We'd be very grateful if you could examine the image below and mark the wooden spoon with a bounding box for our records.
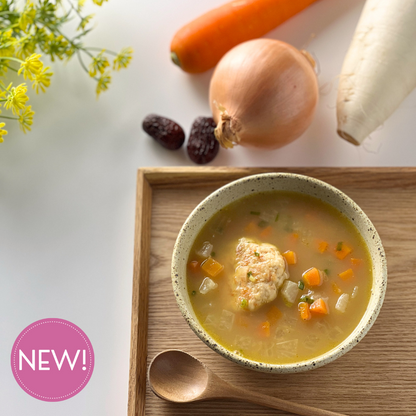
[148,349,348,416]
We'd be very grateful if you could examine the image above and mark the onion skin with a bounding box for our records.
[209,39,319,150]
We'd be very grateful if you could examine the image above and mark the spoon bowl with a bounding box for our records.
[148,349,208,402]
[148,349,349,416]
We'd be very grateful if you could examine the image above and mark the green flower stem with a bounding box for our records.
[0,56,24,64]
[0,115,19,120]
[85,46,118,56]
[0,11,19,16]
[76,50,96,78]
[5,64,18,72]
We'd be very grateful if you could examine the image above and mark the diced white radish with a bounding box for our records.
[196,241,213,258]
[337,0,416,145]
[280,280,299,306]
[351,286,359,299]
[335,293,350,313]
[219,310,235,331]
[199,277,218,294]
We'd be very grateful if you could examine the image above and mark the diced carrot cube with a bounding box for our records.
[351,258,363,266]
[317,240,329,253]
[302,267,323,286]
[266,305,282,325]
[201,257,224,277]
[259,225,272,239]
[188,260,200,272]
[298,302,311,321]
[310,298,329,315]
[331,281,342,295]
[335,242,353,260]
[259,321,270,337]
[282,250,297,265]
[338,268,354,281]
[244,221,260,234]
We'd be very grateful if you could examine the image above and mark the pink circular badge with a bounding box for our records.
[11,318,94,401]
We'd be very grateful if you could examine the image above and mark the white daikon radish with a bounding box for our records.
[337,0,416,145]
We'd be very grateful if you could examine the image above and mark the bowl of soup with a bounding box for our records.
[171,173,387,373]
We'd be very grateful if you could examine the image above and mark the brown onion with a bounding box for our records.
[209,38,319,150]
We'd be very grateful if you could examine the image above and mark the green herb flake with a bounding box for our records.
[298,281,305,290]
[254,252,260,257]
[324,269,330,275]
[336,242,343,251]
[247,271,252,277]
[191,290,197,296]
[241,299,248,308]
[275,213,279,222]
[258,220,268,228]
[250,211,261,216]
[211,251,216,257]
[299,295,314,304]
[249,276,256,283]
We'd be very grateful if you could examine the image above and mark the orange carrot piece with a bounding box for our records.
[335,242,353,260]
[266,305,282,325]
[351,258,363,266]
[201,257,224,277]
[170,0,319,73]
[244,221,260,234]
[331,281,342,295]
[259,321,271,337]
[282,250,297,265]
[188,260,200,272]
[339,268,354,281]
[302,267,323,286]
[298,302,311,321]
[317,240,329,253]
[310,298,329,315]
[260,225,273,239]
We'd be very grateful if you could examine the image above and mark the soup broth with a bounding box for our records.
[187,191,373,364]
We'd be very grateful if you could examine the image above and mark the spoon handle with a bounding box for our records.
[227,384,348,416]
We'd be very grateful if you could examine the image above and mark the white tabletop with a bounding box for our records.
[1,0,415,414]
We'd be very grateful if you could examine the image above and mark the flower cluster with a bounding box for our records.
[0,0,133,143]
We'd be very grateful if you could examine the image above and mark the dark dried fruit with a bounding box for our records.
[187,117,219,164]
[142,114,185,150]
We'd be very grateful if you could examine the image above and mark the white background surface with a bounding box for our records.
[1,0,415,415]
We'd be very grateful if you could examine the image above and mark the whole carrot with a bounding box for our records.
[170,0,319,73]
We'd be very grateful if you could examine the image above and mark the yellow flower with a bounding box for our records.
[18,54,44,80]
[0,122,8,143]
[32,66,53,93]
[4,84,29,115]
[113,47,133,71]
[78,14,94,31]
[18,105,35,133]
[78,0,87,6]
[96,71,111,97]
[19,3,37,32]
[89,50,109,77]
[0,30,15,57]
[92,0,108,5]
[14,37,36,59]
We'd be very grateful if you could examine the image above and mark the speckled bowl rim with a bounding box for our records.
[171,172,387,373]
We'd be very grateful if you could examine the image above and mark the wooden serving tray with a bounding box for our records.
[128,167,416,416]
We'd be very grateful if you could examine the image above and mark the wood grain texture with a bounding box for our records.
[128,167,416,416]
[128,170,152,416]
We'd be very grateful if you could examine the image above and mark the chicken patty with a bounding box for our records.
[234,238,289,311]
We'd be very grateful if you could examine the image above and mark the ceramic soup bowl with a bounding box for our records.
[171,173,387,373]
